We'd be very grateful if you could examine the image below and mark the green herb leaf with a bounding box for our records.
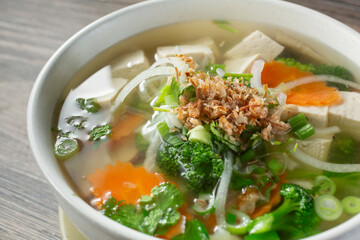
[171,219,209,240]
[65,116,87,129]
[76,98,101,113]
[89,124,112,141]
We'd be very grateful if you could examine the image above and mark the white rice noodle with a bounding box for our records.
[214,151,234,227]
[143,131,161,173]
[310,126,341,139]
[291,149,360,173]
[250,59,265,88]
[285,75,360,91]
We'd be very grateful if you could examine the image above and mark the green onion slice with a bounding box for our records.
[225,209,251,235]
[315,195,343,221]
[54,138,80,161]
[192,193,215,215]
[342,196,360,215]
[314,175,336,195]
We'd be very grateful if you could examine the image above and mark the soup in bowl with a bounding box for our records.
[28,0,360,239]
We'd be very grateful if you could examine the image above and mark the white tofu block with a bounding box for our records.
[111,50,150,79]
[297,105,329,127]
[224,30,284,61]
[156,45,215,68]
[296,138,333,161]
[275,32,327,64]
[184,37,220,59]
[224,54,262,74]
[328,91,360,129]
[96,77,128,108]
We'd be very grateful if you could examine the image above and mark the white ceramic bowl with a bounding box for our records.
[28,0,360,239]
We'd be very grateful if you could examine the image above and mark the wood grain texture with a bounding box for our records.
[0,0,358,239]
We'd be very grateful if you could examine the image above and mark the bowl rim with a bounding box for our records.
[27,0,360,239]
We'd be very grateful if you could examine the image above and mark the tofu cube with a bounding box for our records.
[96,77,128,108]
[184,37,220,59]
[297,105,329,128]
[224,30,284,61]
[156,45,215,68]
[296,138,333,161]
[224,54,262,74]
[111,50,150,79]
[328,91,360,129]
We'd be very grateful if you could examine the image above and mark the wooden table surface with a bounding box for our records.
[0,0,359,239]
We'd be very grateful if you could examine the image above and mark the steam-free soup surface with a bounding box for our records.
[53,20,360,240]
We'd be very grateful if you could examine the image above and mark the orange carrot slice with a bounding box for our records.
[261,60,341,106]
[87,161,165,208]
[287,82,342,106]
[261,60,312,88]
[111,113,145,141]
[250,173,287,219]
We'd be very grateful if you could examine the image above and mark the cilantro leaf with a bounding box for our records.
[76,98,101,113]
[89,124,112,141]
[102,183,184,236]
[171,219,209,240]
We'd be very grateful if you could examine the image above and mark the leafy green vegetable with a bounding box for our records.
[188,125,212,145]
[206,64,225,74]
[171,219,209,240]
[157,140,224,193]
[245,231,280,240]
[210,122,241,152]
[155,77,181,108]
[102,183,184,236]
[89,124,112,141]
[76,98,101,113]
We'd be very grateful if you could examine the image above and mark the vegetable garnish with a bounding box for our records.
[89,124,112,141]
[102,183,184,236]
[213,20,238,33]
[315,195,343,221]
[76,97,101,113]
[54,137,80,161]
[261,60,341,106]
[87,161,166,207]
[171,219,209,240]
[341,196,360,215]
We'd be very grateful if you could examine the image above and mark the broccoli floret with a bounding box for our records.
[156,141,224,193]
[248,183,320,240]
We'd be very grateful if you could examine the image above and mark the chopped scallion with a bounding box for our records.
[315,195,343,221]
[314,175,336,195]
[295,123,315,140]
[341,196,360,215]
[267,159,284,176]
[54,138,80,161]
[188,125,211,145]
[287,113,308,131]
[225,209,251,235]
[192,193,215,215]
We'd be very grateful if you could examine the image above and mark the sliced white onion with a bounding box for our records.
[277,92,287,106]
[250,59,265,88]
[215,151,234,226]
[150,57,190,85]
[111,66,176,112]
[165,112,182,129]
[309,126,341,139]
[286,75,360,90]
[290,149,360,173]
